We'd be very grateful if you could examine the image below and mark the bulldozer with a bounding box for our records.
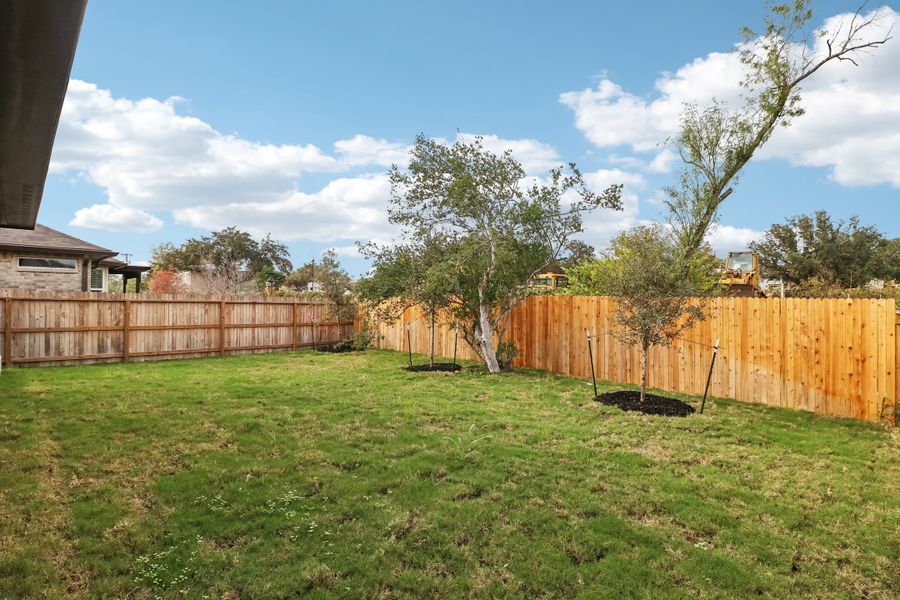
[529,272,569,292]
[720,251,764,297]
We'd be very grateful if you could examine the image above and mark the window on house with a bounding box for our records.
[17,257,78,271]
[90,268,105,292]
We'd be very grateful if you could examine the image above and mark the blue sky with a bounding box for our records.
[43,0,899,274]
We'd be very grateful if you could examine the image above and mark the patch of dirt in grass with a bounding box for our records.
[387,509,421,541]
[315,342,357,353]
[453,485,485,501]
[404,362,462,373]
[597,390,695,417]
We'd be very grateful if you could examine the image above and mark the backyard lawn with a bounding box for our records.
[0,350,897,599]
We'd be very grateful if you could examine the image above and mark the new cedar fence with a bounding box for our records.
[376,296,898,424]
[0,290,354,367]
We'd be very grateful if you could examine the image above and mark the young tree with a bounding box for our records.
[314,249,356,323]
[148,267,186,294]
[384,135,622,373]
[283,261,318,291]
[255,265,287,292]
[358,234,458,367]
[575,225,710,401]
[750,211,889,288]
[666,1,890,258]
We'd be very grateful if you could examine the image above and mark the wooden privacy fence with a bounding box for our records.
[375,296,898,424]
[0,290,354,367]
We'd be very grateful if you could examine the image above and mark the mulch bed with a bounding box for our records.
[596,390,695,417]
[315,342,356,353]
[404,363,463,373]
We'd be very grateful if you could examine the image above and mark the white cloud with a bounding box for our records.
[52,81,340,215]
[51,81,577,244]
[456,133,561,174]
[334,134,410,167]
[704,224,764,256]
[579,168,649,247]
[329,245,363,257]
[560,7,900,187]
[172,174,392,242]
[70,204,163,232]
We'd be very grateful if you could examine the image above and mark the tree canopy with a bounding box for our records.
[665,1,889,259]
[749,211,898,289]
[364,134,622,373]
[572,225,710,401]
[151,227,292,293]
[357,233,459,366]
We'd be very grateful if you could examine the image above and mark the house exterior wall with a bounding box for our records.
[0,250,108,292]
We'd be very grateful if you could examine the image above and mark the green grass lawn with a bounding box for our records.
[0,350,897,599]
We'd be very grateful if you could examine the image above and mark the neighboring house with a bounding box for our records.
[176,268,255,294]
[0,224,149,292]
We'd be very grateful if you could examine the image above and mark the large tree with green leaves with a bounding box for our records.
[382,135,622,373]
[749,211,893,288]
[666,1,890,258]
[151,227,292,293]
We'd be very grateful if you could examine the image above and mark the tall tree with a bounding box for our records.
[150,228,292,293]
[876,238,900,282]
[666,1,890,258]
[750,211,890,288]
[384,135,622,373]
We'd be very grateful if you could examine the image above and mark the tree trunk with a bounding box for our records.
[430,308,436,368]
[478,304,501,373]
[640,345,648,402]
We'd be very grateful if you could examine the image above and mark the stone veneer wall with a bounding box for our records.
[0,250,86,291]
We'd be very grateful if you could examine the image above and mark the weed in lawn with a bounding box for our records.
[442,423,493,458]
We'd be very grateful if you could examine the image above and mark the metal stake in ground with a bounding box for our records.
[452,324,458,366]
[586,329,598,400]
[700,338,719,414]
[406,323,413,368]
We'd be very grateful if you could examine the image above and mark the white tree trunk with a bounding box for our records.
[478,304,501,373]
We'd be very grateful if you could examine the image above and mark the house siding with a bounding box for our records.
[0,250,107,292]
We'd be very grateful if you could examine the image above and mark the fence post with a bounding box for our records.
[3,298,11,367]
[291,301,298,351]
[122,299,131,362]
[219,300,227,355]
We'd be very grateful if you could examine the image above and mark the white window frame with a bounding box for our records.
[17,256,79,272]
[89,266,107,292]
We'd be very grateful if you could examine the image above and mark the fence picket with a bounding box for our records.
[374,296,897,423]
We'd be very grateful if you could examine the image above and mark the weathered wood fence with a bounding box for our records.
[0,290,354,367]
[375,296,898,424]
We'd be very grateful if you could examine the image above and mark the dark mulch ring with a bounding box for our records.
[315,342,357,353]
[595,390,696,417]
[404,362,463,373]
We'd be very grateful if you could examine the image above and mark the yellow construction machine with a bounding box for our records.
[529,272,569,292]
[720,251,764,297]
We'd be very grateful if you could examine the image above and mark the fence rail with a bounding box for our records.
[0,290,353,367]
[375,296,898,424]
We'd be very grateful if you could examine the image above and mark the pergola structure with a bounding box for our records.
[104,259,151,293]
[0,0,88,229]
